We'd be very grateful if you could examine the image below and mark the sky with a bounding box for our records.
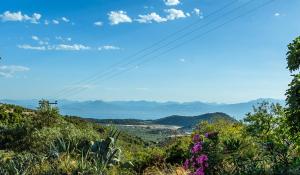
[0,0,299,103]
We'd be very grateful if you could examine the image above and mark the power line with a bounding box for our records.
[50,0,239,99]
[57,0,264,98]
[54,0,251,98]
[60,0,276,99]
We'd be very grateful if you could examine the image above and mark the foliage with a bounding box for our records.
[287,36,300,72]
[165,137,190,164]
[244,102,300,174]
[183,134,209,175]
[0,103,138,174]
[184,102,300,175]
[286,36,300,133]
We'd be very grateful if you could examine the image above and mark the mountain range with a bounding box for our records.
[0,98,285,120]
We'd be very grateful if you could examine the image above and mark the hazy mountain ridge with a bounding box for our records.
[86,112,235,133]
[0,98,284,120]
[152,112,235,127]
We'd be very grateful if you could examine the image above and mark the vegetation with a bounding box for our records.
[1,37,300,174]
[286,36,300,133]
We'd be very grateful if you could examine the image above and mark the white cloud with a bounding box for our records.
[0,65,30,78]
[164,0,180,6]
[52,19,59,24]
[30,13,42,23]
[32,35,39,41]
[61,17,70,22]
[165,9,186,20]
[108,11,132,25]
[17,44,46,50]
[98,45,120,51]
[179,58,185,62]
[274,13,280,17]
[0,11,41,23]
[136,12,167,23]
[55,36,72,42]
[38,41,48,45]
[44,20,49,25]
[18,43,89,51]
[30,36,49,45]
[193,8,201,16]
[94,21,103,27]
[54,44,90,51]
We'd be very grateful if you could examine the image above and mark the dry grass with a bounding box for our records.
[143,165,188,175]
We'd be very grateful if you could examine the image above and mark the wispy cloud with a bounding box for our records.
[31,36,49,45]
[164,0,180,6]
[94,21,103,27]
[17,44,46,50]
[52,19,59,24]
[31,35,39,41]
[0,65,30,78]
[98,45,121,51]
[193,8,201,16]
[44,20,49,25]
[18,43,90,51]
[61,17,70,22]
[274,13,280,17]
[108,11,132,25]
[0,11,41,24]
[179,58,185,62]
[55,36,72,42]
[136,12,167,23]
[53,44,90,51]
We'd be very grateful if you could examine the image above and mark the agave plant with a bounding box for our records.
[0,153,34,175]
[49,137,74,159]
[90,129,121,167]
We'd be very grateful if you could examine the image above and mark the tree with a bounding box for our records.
[37,99,59,126]
[286,36,300,133]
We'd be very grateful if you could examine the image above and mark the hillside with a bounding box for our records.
[152,112,236,128]
[0,103,152,174]
[91,112,235,128]
[1,101,299,174]
[0,98,285,120]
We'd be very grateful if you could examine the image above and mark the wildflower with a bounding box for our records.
[183,159,189,170]
[204,131,218,139]
[194,167,205,175]
[191,142,202,153]
[196,154,208,164]
[193,134,200,142]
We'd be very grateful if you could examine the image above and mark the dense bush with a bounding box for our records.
[182,102,300,175]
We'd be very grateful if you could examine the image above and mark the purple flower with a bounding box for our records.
[204,131,219,139]
[191,142,202,153]
[183,159,189,170]
[193,134,200,142]
[196,154,208,164]
[204,133,209,138]
[194,167,205,175]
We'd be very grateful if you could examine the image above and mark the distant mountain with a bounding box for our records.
[0,98,285,120]
[89,112,235,131]
[152,112,235,128]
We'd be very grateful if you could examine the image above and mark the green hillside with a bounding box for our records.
[152,112,236,128]
[0,102,157,174]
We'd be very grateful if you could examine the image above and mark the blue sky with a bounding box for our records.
[0,0,299,103]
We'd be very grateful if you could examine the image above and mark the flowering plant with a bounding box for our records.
[183,134,209,175]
